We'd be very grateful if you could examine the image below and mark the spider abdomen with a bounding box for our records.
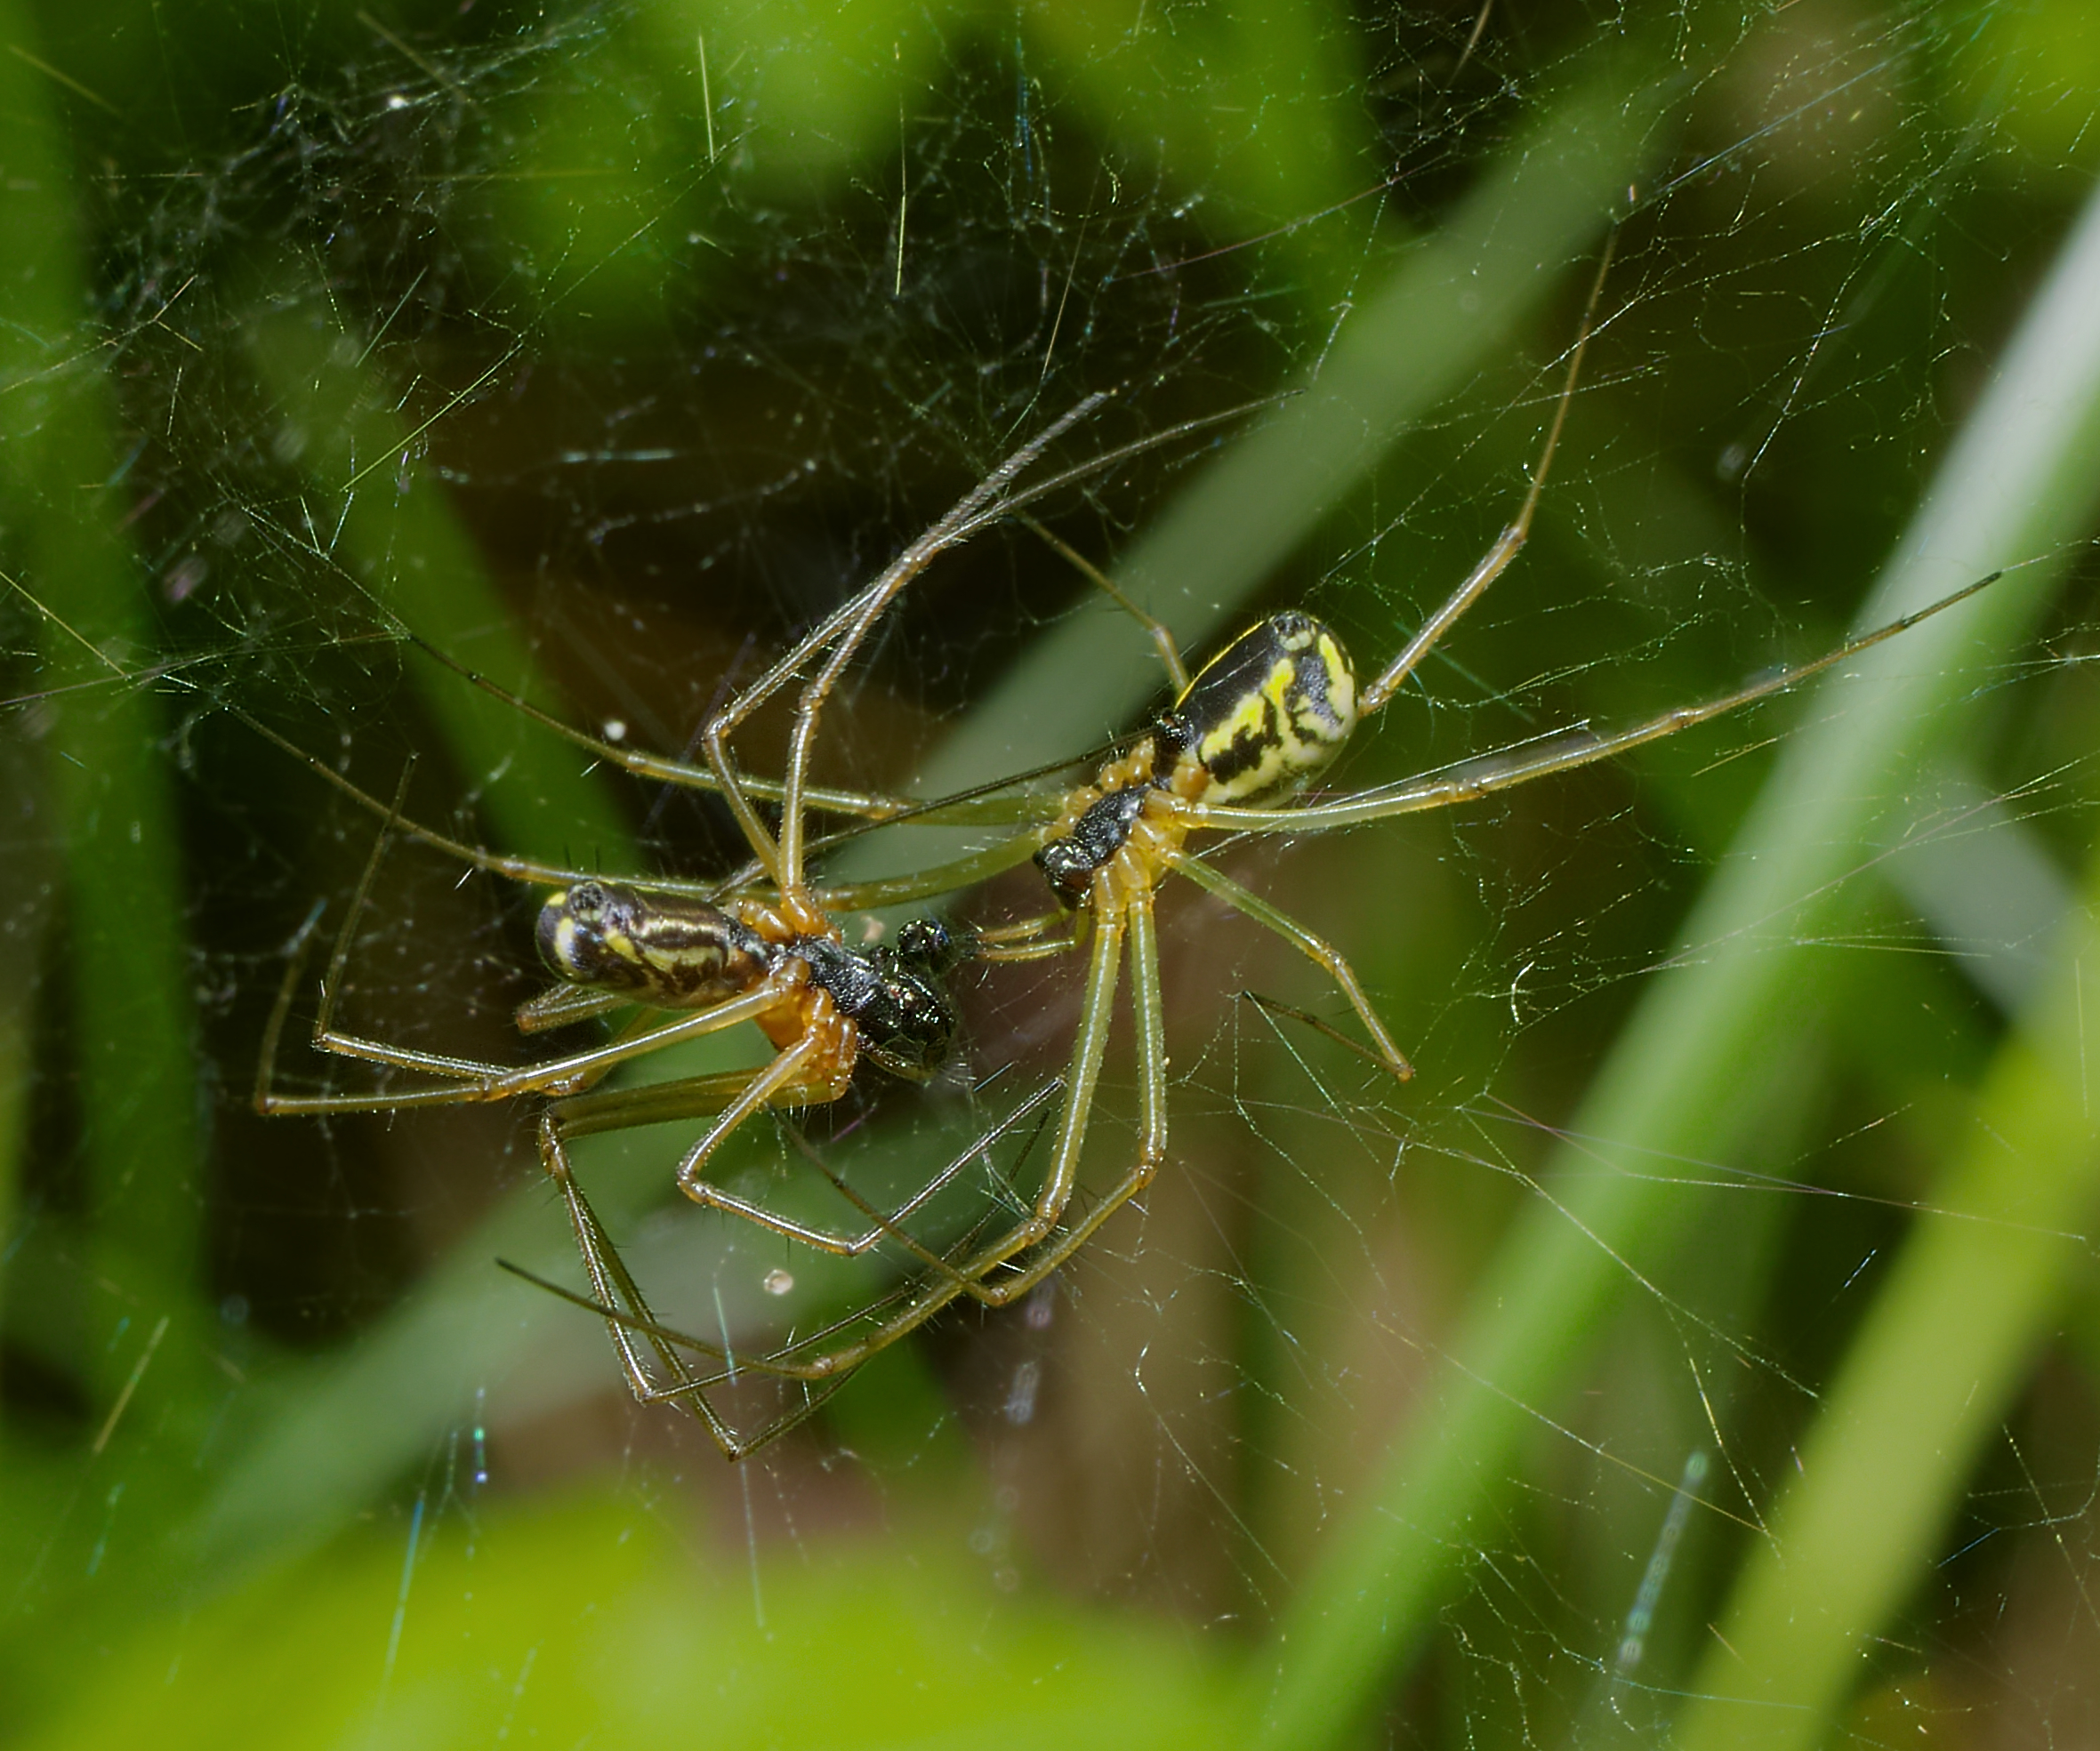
[1162,609,1357,807]
[537,881,773,1008]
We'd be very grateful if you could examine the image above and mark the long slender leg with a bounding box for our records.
[1129,893,1170,1171]
[254,767,560,1112]
[669,907,1162,1398]
[541,1120,865,1459]
[543,1064,798,1137]
[508,1246,895,1386]
[705,398,1271,905]
[249,405,1264,919]
[262,976,803,1116]
[1166,848,1413,1082]
[535,1034,1123,1446]
[809,834,1051,914]
[669,904,1156,1318]
[308,754,417,1053]
[973,908,1083,965]
[974,888,1171,1307]
[693,395,1115,899]
[514,982,630,1034]
[673,1027,841,1200]
[1360,236,1616,715]
[1017,514,1191,694]
[523,1088,1069,1455]
[236,706,726,899]
[1195,567,2009,838]
[508,1241,869,1462]
[961,893,1127,1272]
[538,1112,747,1457]
[395,628,920,822]
[712,898,1120,1317]
[747,398,1264,900]
[254,903,328,1113]
[769,396,1116,900]
[700,1078,1066,1260]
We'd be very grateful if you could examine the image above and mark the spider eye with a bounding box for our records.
[896,917,970,973]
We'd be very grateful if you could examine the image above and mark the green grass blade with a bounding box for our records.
[1673,840,2100,1747]
[1247,141,2100,1751]
[0,0,209,1418]
[239,298,634,863]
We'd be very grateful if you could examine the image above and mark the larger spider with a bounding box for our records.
[736,263,2000,1325]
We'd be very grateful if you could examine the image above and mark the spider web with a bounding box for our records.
[4,1,2100,1746]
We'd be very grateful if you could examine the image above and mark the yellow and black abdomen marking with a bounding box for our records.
[537,881,775,1008]
[1165,610,1357,807]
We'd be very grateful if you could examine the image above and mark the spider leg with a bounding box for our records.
[1238,992,1407,1077]
[730,397,1261,902]
[974,909,1083,965]
[966,894,1128,1273]
[1017,513,1192,694]
[1197,567,2007,837]
[693,395,1114,899]
[538,1118,870,1458]
[699,396,1265,906]
[809,833,1050,913]
[263,949,803,1114]
[503,1241,864,1387]
[538,1111,746,1456]
[254,903,334,1112]
[769,396,1117,901]
[672,1025,844,1201]
[1166,848,1413,1081]
[523,1095,1057,1457]
[543,1064,789,1137]
[236,706,723,899]
[253,762,564,1111]
[398,629,921,824]
[704,1079,1066,1263]
[555,1064,1085,1454]
[514,982,631,1034]
[974,885,1170,1307]
[1360,237,1615,715]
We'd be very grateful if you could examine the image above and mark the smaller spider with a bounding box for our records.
[254,773,1000,1452]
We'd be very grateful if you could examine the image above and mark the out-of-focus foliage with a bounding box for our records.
[19,1493,1236,1751]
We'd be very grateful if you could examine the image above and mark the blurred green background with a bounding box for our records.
[5,1,2100,1746]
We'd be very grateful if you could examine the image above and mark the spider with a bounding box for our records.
[252,391,1259,1457]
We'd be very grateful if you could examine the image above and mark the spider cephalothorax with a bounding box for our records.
[1034,610,1360,908]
